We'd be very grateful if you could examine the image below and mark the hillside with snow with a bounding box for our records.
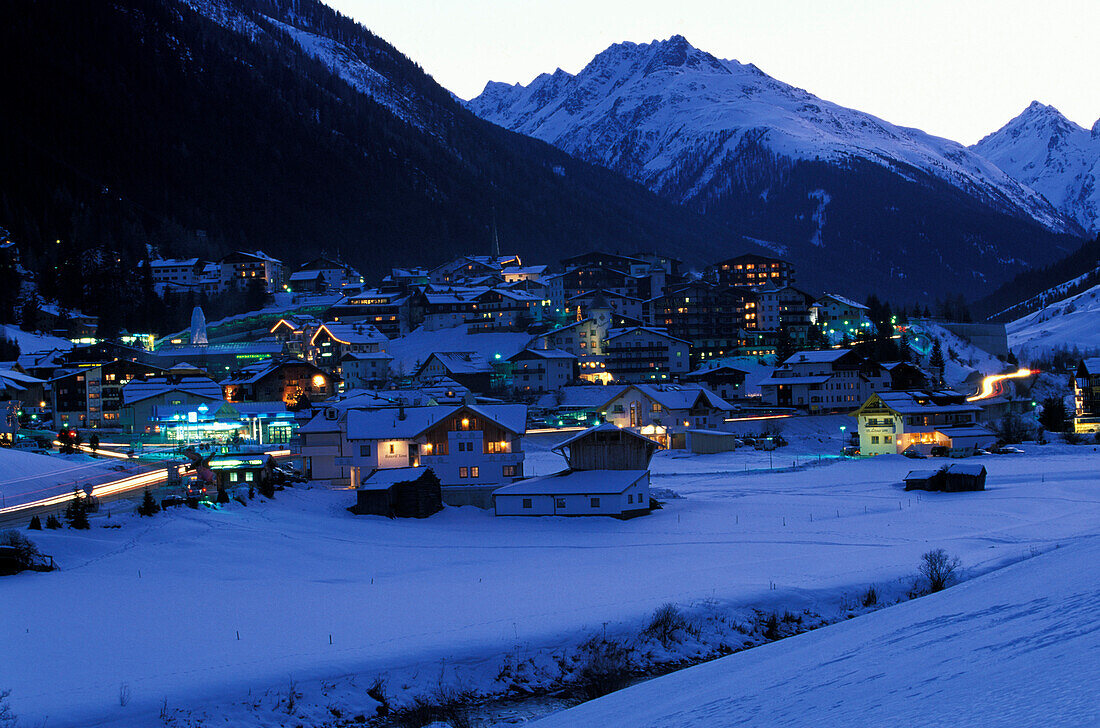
[973,101,1100,236]
[467,36,1083,301]
[533,534,1100,728]
[1008,281,1100,358]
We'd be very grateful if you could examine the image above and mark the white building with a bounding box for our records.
[759,349,889,412]
[850,390,996,456]
[604,326,690,383]
[507,348,576,393]
[339,352,393,389]
[600,384,736,433]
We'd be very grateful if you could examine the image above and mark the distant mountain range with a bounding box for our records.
[468,35,1089,300]
[2,7,1094,311]
[973,101,1100,236]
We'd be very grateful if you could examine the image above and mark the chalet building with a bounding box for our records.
[492,423,655,518]
[222,358,336,405]
[422,289,478,330]
[51,360,167,429]
[850,390,996,456]
[876,361,931,390]
[644,281,758,364]
[218,250,284,293]
[120,376,224,434]
[681,365,749,402]
[413,352,494,393]
[566,289,644,322]
[707,254,794,288]
[344,404,527,506]
[147,258,208,296]
[33,303,99,338]
[294,256,364,291]
[754,284,814,334]
[1074,358,1100,433]
[0,368,47,415]
[308,322,388,371]
[604,327,690,383]
[760,349,889,412]
[600,384,736,438]
[339,352,393,389]
[269,315,322,357]
[468,288,542,332]
[531,315,611,384]
[287,269,327,293]
[811,293,872,342]
[327,289,419,337]
[501,264,548,283]
[507,348,577,393]
[428,255,513,286]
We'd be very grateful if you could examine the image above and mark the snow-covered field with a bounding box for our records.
[534,531,1100,728]
[2,434,1098,726]
[0,323,73,354]
[1009,282,1100,359]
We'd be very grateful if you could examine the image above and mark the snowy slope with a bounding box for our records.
[0,324,73,354]
[1008,281,1100,357]
[468,36,1070,233]
[533,535,1100,728]
[973,101,1100,235]
[4,445,1100,725]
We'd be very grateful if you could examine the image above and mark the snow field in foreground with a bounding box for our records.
[0,443,1098,726]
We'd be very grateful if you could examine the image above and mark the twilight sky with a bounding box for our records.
[324,0,1097,145]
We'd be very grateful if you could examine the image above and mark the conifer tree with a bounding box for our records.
[137,488,160,517]
[65,487,90,529]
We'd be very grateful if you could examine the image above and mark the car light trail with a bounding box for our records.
[0,468,168,516]
[967,368,1036,402]
[724,414,793,422]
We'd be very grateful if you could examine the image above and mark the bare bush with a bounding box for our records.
[576,636,633,699]
[119,682,131,707]
[643,603,691,647]
[920,549,961,592]
[391,683,475,728]
[1,530,41,569]
[0,688,16,728]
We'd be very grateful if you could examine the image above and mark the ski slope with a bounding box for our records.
[534,533,1100,728]
[2,438,1099,726]
[1008,281,1100,358]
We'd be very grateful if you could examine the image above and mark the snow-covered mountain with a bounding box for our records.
[1009,280,1100,358]
[468,35,1071,235]
[973,101,1100,235]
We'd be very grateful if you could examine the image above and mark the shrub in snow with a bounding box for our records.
[763,612,780,640]
[643,603,692,647]
[920,549,961,592]
[45,515,62,529]
[576,636,633,699]
[28,515,42,530]
[2,529,41,570]
[0,688,17,728]
[862,585,878,607]
[137,488,160,517]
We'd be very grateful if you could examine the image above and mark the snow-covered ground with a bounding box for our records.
[1008,282,1100,359]
[2,436,1098,726]
[534,531,1100,728]
[0,323,73,354]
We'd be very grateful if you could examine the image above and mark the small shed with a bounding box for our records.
[903,469,945,491]
[944,463,987,492]
[685,429,740,454]
[354,467,442,518]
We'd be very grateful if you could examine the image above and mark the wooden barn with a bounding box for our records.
[552,422,657,471]
[353,467,442,518]
[685,429,740,454]
[903,469,946,491]
[944,463,987,492]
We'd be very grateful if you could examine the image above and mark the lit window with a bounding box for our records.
[470,467,479,478]
[459,467,469,478]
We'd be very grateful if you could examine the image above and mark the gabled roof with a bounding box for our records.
[346,403,527,440]
[852,391,981,417]
[780,349,852,365]
[606,326,690,345]
[311,322,388,347]
[415,352,492,377]
[815,293,868,310]
[608,384,735,412]
[359,467,429,491]
[1079,358,1100,376]
[508,348,577,361]
[121,377,224,405]
[552,422,656,452]
[494,469,648,497]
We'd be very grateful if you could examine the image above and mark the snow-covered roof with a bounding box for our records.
[945,463,987,475]
[346,403,527,440]
[606,326,690,345]
[358,467,429,491]
[781,349,852,365]
[419,352,492,375]
[609,384,736,412]
[1080,358,1100,375]
[494,469,648,497]
[313,322,388,346]
[509,348,576,361]
[816,293,869,310]
[758,375,833,386]
[289,270,325,281]
[868,391,981,415]
[121,377,224,405]
[683,365,750,379]
[904,469,940,481]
